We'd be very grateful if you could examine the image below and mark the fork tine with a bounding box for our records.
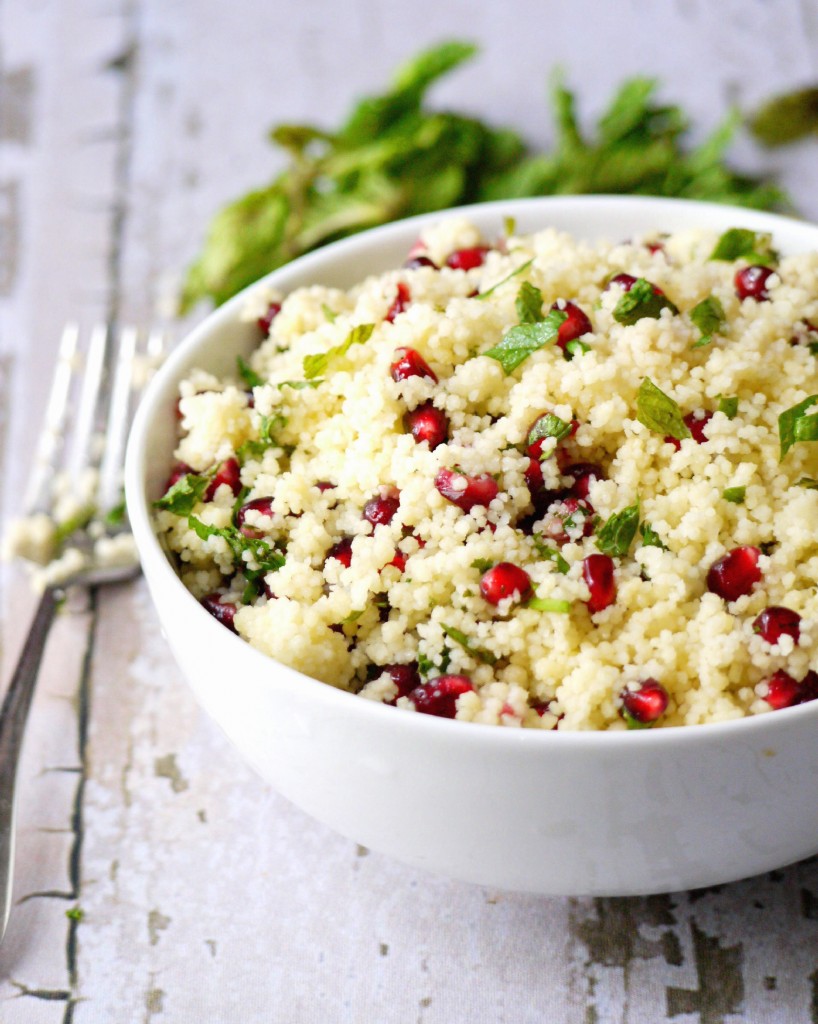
[66,323,108,486]
[24,324,79,515]
[98,326,138,514]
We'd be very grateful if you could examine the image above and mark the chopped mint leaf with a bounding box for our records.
[637,378,692,440]
[188,515,285,574]
[724,486,746,504]
[153,472,210,515]
[440,622,497,665]
[484,308,566,374]
[532,538,570,574]
[65,907,84,922]
[515,281,545,323]
[322,303,338,322]
[470,558,495,573]
[278,379,323,390]
[527,412,573,448]
[613,278,678,326]
[639,522,668,551]
[690,295,726,348]
[303,322,375,379]
[236,413,287,463]
[525,595,572,613]
[596,502,640,557]
[622,707,651,730]
[717,395,739,419]
[779,395,818,459]
[475,258,534,301]
[53,505,95,546]
[417,651,436,677]
[564,338,591,359]
[341,609,365,625]
[237,355,265,389]
[104,499,127,527]
[709,228,777,265]
[796,477,818,489]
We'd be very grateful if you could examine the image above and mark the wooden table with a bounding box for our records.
[2,2,818,1020]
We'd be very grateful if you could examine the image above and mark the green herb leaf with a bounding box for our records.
[475,258,534,301]
[690,295,726,348]
[639,522,668,551]
[597,502,640,557]
[484,309,566,374]
[779,395,818,459]
[237,355,265,389]
[277,379,323,390]
[303,322,375,379]
[564,338,591,359]
[503,215,517,237]
[417,651,436,677]
[65,907,84,922]
[717,395,739,419]
[527,412,573,448]
[525,596,572,613]
[613,278,678,326]
[188,514,285,574]
[515,280,545,323]
[236,413,287,463]
[470,558,494,573]
[709,228,777,265]
[637,378,692,440]
[749,87,818,147]
[723,486,746,504]
[153,473,211,515]
[104,499,127,527]
[532,538,570,574]
[53,505,96,546]
[322,303,338,323]
[796,477,818,489]
[622,708,651,730]
[440,622,497,666]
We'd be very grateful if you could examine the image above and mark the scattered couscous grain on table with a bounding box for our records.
[154,216,818,730]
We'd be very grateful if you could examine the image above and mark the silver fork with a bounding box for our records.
[0,323,167,944]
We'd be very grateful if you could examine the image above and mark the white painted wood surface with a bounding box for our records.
[2,1,818,1020]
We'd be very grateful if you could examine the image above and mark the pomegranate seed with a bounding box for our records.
[735,265,774,301]
[799,670,818,704]
[326,537,353,567]
[562,463,604,500]
[363,488,400,527]
[390,347,438,383]
[385,282,411,323]
[257,301,282,334]
[706,546,762,601]
[531,699,564,724]
[408,674,474,718]
[480,562,532,605]
[405,402,448,449]
[236,496,274,538]
[753,606,801,645]
[620,678,669,724]
[204,458,242,501]
[607,273,638,291]
[381,663,421,705]
[583,554,616,613]
[445,246,490,271]
[163,461,194,493]
[763,669,801,710]
[645,241,666,256]
[434,467,499,511]
[388,549,407,572]
[524,456,546,500]
[200,593,238,634]
[404,254,438,270]
[315,481,335,492]
[551,301,592,350]
[790,319,818,347]
[665,411,713,450]
[541,497,595,546]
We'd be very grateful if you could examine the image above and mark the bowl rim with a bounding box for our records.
[125,193,818,748]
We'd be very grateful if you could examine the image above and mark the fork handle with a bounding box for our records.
[0,585,61,942]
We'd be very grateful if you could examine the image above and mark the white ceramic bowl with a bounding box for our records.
[126,196,818,896]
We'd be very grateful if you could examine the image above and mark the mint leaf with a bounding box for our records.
[749,87,818,147]
[303,322,375,379]
[596,502,640,557]
[724,486,746,504]
[709,228,777,265]
[564,338,591,360]
[236,413,287,463]
[639,522,668,551]
[637,378,691,440]
[515,281,545,323]
[527,412,573,448]
[484,309,566,374]
[779,395,818,459]
[717,395,739,419]
[690,295,726,348]
[278,379,323,390]
[525,596,572,613]
[470,558,494,573]
[188,515,285,574]
[237,355,265,389]
[796,477,818,489]
[153,472,210,515]
[532,538,570,574]
[440,623,497,666]
[613,279,678,325]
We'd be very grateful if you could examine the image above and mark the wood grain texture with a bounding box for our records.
[1,0,818,1021]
